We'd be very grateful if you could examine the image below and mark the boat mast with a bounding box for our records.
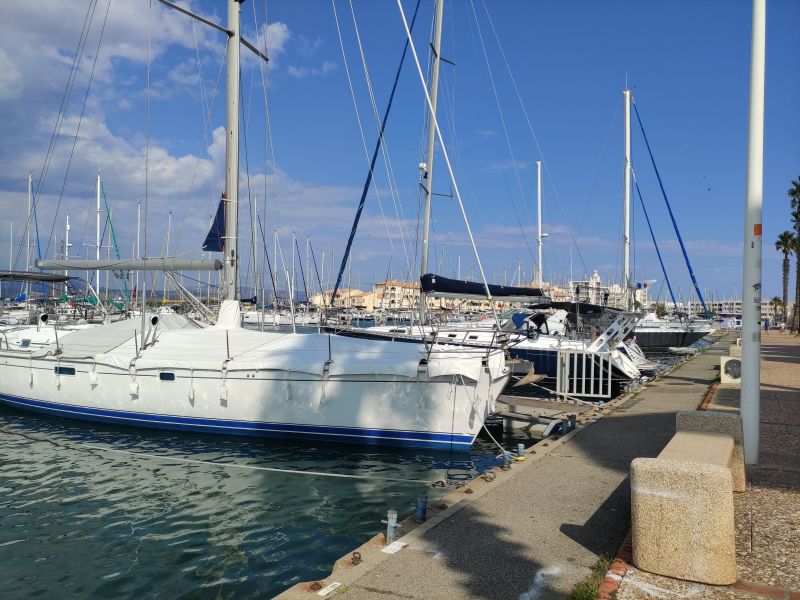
[536,160,543,287]
[26,172,32,300]
[623,88,632,310]
[96,171,101,289]
[64,214,70,275]
[418,0,444,325]
[222,0,241,301]
[136,201,141,302]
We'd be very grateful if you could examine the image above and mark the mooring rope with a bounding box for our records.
[1,427,458,487]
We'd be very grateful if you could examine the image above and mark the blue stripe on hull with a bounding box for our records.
[0,393,474,451]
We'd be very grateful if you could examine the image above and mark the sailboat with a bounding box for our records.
[0,0,509,451]
[619,88,715,348]
[331,15,640,398]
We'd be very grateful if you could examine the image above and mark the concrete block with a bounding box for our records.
[631,457,736,585]
[677,410,746,492]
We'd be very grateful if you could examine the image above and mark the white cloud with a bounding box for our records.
[483,159,531,173]
[0,50,23,101]
[287,61,337,79]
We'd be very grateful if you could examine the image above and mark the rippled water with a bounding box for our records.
[0,405,511,599]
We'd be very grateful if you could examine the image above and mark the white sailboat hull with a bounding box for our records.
[0,314,508,451]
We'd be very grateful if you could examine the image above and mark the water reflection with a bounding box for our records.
[0,405,508,598]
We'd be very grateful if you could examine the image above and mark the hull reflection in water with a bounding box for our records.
[0,408,502,598]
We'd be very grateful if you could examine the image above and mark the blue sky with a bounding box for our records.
[0,0,798,302]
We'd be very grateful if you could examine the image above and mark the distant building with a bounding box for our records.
[310,288,375,311]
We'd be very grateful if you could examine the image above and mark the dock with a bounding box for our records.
[277,333,741,599]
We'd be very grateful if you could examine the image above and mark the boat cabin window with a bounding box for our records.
[20,339,31,348]
[468,335,478,340]
[447,333,457,338]
[159,372,176,382]
[54,366,76,376]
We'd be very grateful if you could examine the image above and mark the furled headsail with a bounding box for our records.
[202,196,225,252]
[420,273,545,303]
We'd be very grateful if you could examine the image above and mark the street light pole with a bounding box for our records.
[741,0,766,465]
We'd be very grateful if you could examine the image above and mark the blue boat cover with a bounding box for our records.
[420,273,543,300]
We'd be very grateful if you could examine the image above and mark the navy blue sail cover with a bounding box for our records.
[420,273,543,300]
[202,197,225,252]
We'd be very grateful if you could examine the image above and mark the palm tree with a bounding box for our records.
[792,217,800,333]
[775,231,794,324]
[789,178,800,332]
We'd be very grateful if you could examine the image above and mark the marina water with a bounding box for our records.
[0,404,507,598]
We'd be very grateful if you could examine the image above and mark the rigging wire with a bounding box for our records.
[347,0,414,274]
[329,0,422,304]
[44,0,112,266]
[395,0,500,329]
[467,0,536,265]
[479,0,590,278]
[330,0,398,259]
[252,0,288,260]
[13,0,99,272]
[631,100,710,317]
[631,167,679,313]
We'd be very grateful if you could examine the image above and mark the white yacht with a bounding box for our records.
[0,0,509,451]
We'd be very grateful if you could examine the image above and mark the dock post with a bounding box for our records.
[416,494,427,522]
[503,451,512,468]
[385,510,398,542]
[517,443,525,457]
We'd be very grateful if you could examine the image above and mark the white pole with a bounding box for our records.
[96,172,101,289]
[305,235,310,303]
[741,0,766,465]
[273,229,278,326]
[64,214,70,277]
[136,201,141,303]
[164,209,172,302]
[623,89,632,310]
[26,172,32,301]
[222,0,241,301]
[291,231,296,305]
[418,0,445,325]
[536,160,543,287]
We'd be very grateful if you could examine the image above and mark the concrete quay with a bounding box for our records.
[277,333,735,600]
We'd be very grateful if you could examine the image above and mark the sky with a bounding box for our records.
[0,0,798,303]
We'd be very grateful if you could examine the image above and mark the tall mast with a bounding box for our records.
[164,209,172,301]
[536,160,543,287]
[96,172,101,289]
[623,88,632,310]
[135,201,141,302]
[222,0,241,301]
[26,172,32,300]
[418,0,444,325]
